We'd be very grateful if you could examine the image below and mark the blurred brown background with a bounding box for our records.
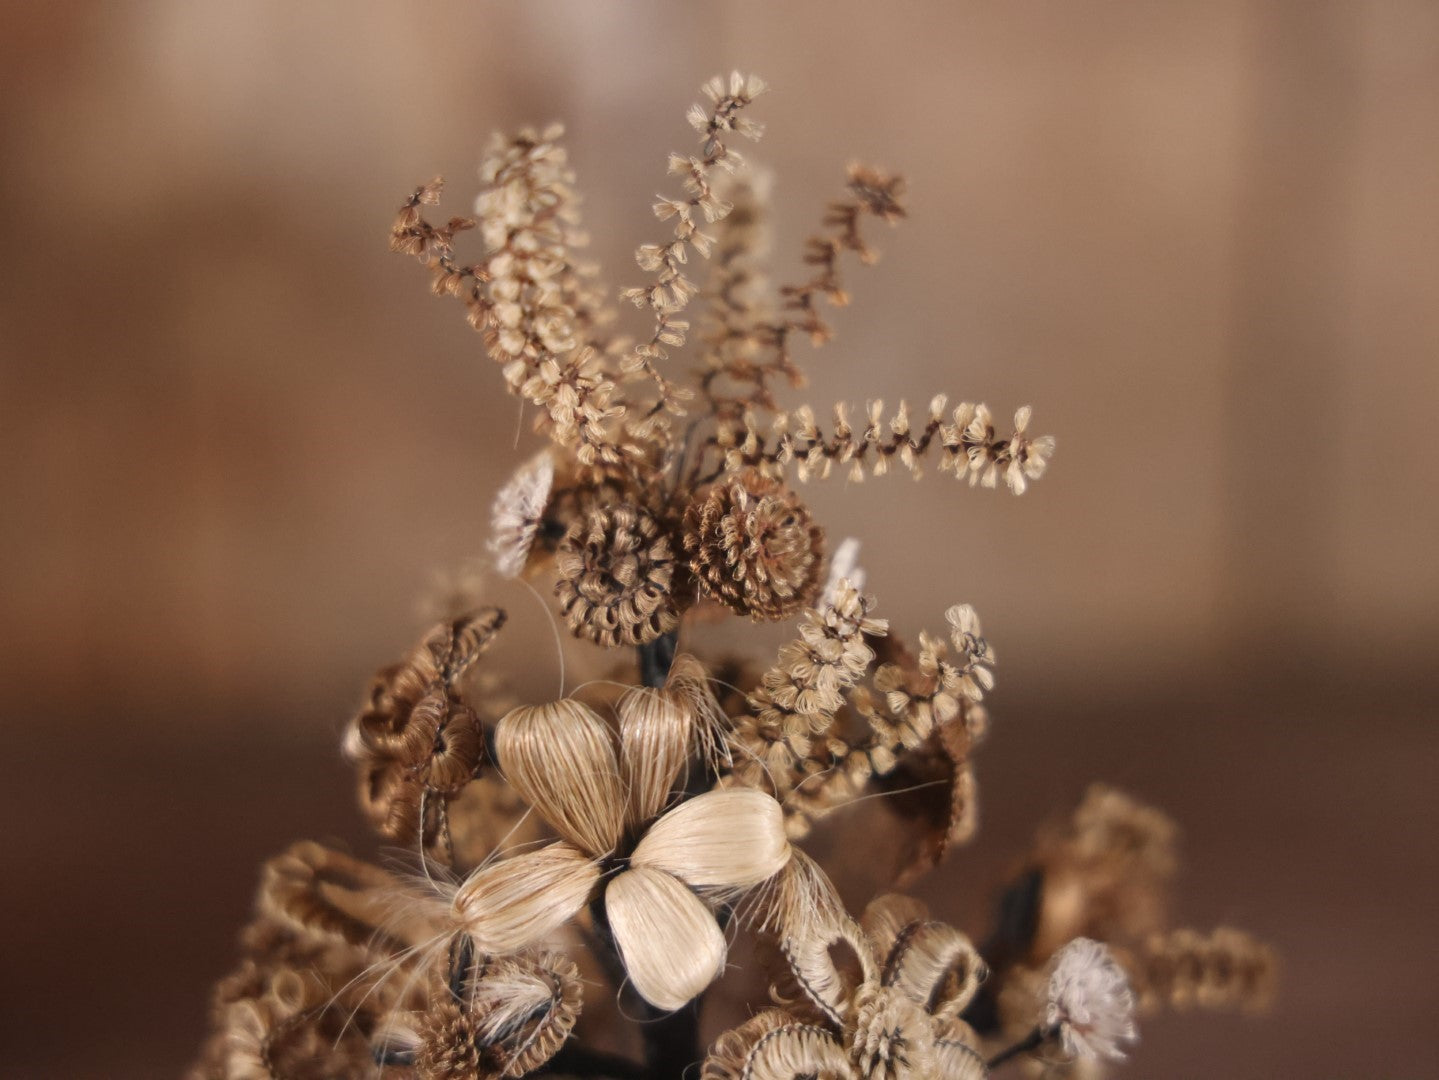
[2,1,1437,1076]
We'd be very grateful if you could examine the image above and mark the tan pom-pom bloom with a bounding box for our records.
[412,951,583,1080]
[414,999,491,1080]
[684,470,825,620]
[554,502,681,646]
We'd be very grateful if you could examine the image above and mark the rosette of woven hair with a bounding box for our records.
[189,842,436,1080]
[442,655,793,1011]
[553,498,686,646]
[371,948,585,1080]
[705,887,989,1080]
[343,609,506,852]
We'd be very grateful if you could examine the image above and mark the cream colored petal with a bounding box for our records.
[496,699,624,855]
[664,653,732,772]
[631,788,790,892]
[452,842,598,955]
[605,867,726,1011]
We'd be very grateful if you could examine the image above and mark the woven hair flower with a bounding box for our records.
[488,450,554,578]
[984,935,1138,1072]
[445,656,792,1010]
[343,610,505,844]
[962,404,1056,494]
[684,469,824,620]
[377,949,583,1080]
[1043,938,1137,1060]
[190,69,1285,1080]
[554,500,683,646]
[705,892,987,1080]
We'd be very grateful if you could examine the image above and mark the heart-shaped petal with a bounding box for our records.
[496,699,624,856]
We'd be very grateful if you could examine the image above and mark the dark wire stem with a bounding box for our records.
[961,866,1044,1036]
[985,1025,1053,1071]
[637,632,678,689]
[593,631,701,1080]
[446,934,476,1003]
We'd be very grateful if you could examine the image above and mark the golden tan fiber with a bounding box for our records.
[1133,927,1278,1014]
[414,999,492,1080]
[930,1019,987,1080]
[664,651,733,771]
[848,984,936,1080]
[730,581,884,792]
[345,608,505,846]
[868,913,985,1022]
[877,714,981,887]
[697,165,906,423]
[717,398,1054,490]
[191,66,1279,1080]
[495,698,624,855]
[451,842,599,956]
[257,841,408,952]
[617,683,694,825]
[425,951,583,1079]
[702,1010,858,1080]
[756,845,849,940]
[391,129,631,467]
[621,71,768,422]
[445,775,547,869]
[1029,784,1180,956]
[727,582,887,841]
[779,915,876,1029]
[553,501,682,647]
[694,173,781,419]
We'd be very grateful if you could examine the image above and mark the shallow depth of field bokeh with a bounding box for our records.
[2,2,1436,1077]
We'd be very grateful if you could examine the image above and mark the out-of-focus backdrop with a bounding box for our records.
[2,2,1436,1076]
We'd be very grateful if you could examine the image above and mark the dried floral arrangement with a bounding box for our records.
[191,73,1275,1080]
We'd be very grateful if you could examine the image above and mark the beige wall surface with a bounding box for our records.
[1,2,1436,1077]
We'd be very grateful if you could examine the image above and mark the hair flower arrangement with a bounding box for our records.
[191,71,1274,1080]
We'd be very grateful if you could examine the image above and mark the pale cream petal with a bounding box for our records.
[631,788,790,891]
[605,867,726,1011]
